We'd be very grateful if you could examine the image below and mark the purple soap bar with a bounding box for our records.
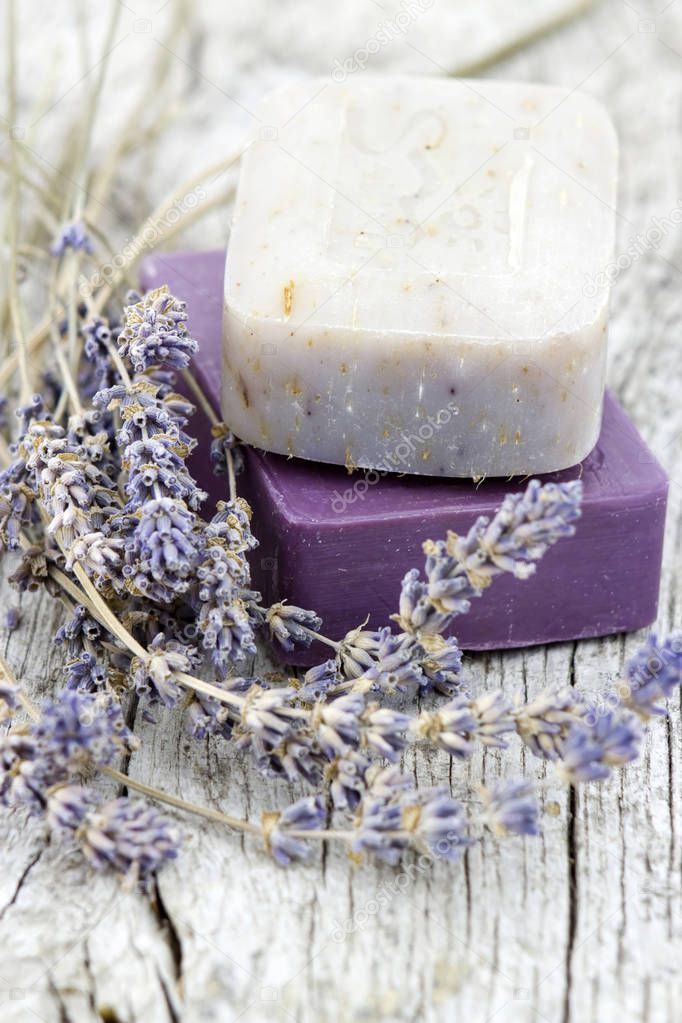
[140,250,668,663]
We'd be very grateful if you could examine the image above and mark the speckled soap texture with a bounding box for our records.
[140,250,667,664]
[223,76,618,478]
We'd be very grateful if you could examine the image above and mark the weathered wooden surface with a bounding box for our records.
[2,1,682,1020]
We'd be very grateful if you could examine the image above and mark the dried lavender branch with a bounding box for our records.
[5,0,31,402]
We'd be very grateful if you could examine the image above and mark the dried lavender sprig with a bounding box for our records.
[395,479,583,643]
[47,784,180,886]
[558,711,642,784]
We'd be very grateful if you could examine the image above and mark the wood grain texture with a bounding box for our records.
[2,1,682,1020]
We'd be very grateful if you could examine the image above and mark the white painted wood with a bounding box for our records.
[2,1,681,1020]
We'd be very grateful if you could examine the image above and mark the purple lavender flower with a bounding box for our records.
[118,287,197,372]
[1,691,136,814]
[414,697,478,758]
[352,772,468,864]
[123,437,207,511]
[623,632,682,718]
[450,479,583,584]
[97,380,172,437]
[65,531,124,587]
[64,653,108,691]
[298,659,339,701]
[406,787,470,861]
[236,684,301,750]
[27,426,119,552]
[122,498,199,603]
[0,734,49,812]
[265,602,322,652]
[76,796,181,883]
[559,711,642,784]
[34,690,138,771]
[264,794,326,866]
[328,750,372,810]
[15,394,51,435]
[209,499,257,555]
[196,546,256,670]
[471,691,517,747]
[514,687,588,760]
[185,675,254,742]
[351,785,406,865]
[314,693,364,757]
[349,628,425,694]
[360,703,410,761]
[82,317,118,393]
[0,455,36,550]
[261,730,326,785]
[415,691,515,759]
[45,782,95,831]
[55,604,101,655]
[422,549,479,619]
[51,221,94,257]
[416,634,463,696]
[337,628,384,678]
[396,480,582,643]
[131,634,197,707]
[481,779,539,837]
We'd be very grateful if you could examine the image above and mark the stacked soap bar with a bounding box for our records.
[223,77,618,478]
[140,251,668,664]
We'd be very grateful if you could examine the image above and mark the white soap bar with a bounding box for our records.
[223,76,618,477]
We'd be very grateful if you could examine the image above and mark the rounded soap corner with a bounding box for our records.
[573,87,619,159]
[252,77,329,124]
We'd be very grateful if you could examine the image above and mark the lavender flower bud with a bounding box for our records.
[514,687,588,760]
[349,629,425,694]
[414,698,478,759]
[623,632,682,718]
[558,711,642,784]
[298,659,339,702]
[51,222,94,257]
[265,602,322,652]
[451,479,583,583]
[313,693,364,757]
[237,685,301,748]
[132,635,196,707]
[416,633,463,695]
[481,779,539,837]
[77,797,181,884]
[360,703,410,761]
[263,795,326,866]
[118,287,197,372]
[64,653,108,692]
[124,498,199,603]
[328,751,372,811]
[404,787,470,861]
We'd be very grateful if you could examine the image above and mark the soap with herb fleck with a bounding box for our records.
[140,249,667,664]
[223,76,618,478]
